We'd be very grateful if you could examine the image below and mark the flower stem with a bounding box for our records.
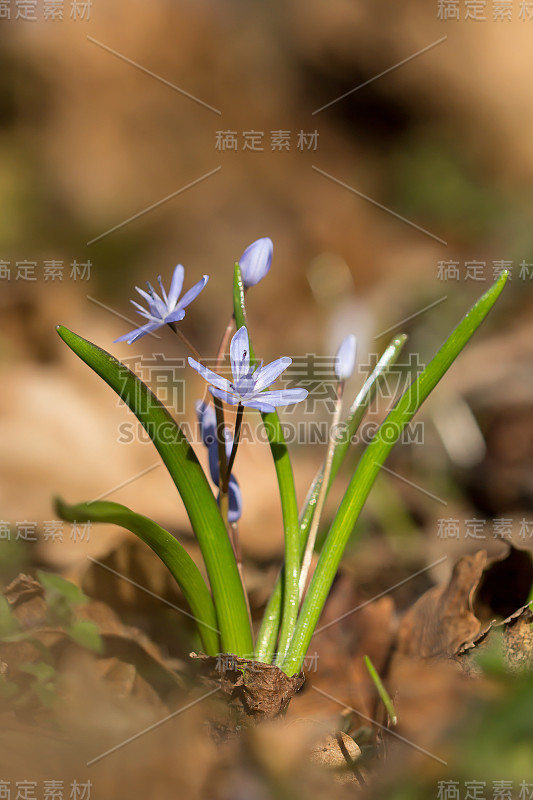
[167,322,201,361]
[213,396,229,528]
[198,314,235,409]
[298,381,344,600]
[221,403,244,494]
[216,315,235,371]
[230,520,252,627]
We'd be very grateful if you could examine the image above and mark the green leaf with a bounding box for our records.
[281,273,508,676]
[55,326,253,657]
[55,497,219,656]
[18,660,56,683]
[255,333,407,663]
[233,265,300,664]
[67,619,104,654]
[37,570,89,606]
[364,654,397,725]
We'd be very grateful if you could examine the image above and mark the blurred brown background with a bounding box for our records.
[1,0,533,580]
[2,3,533,797]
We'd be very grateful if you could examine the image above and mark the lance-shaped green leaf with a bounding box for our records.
[254,333,407,662]
[55,326,253,657]
[233,265,300,664]
[55,498,220,655]
[281,273,508,676]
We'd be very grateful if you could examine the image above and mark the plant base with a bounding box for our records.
[191,653,305,725]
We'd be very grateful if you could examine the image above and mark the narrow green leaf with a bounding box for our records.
[55,326,253,656]
[364,654,397,725]
[55,497,220,655]
[281,273,508,675]
[263,411,300,666]
[233,265,300,664]
[255,333,407,662]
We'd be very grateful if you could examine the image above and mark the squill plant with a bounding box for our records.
[55,238,508,679]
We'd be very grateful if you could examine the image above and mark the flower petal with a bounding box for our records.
[209,386,242,406]
[249,388,308,408]
[136,286,165,320]
[252,356,291,392]
[230,326,250,385]
[188,358,233,393]
[196,402,221,483]
[195,401,217,446]
[157,275,169,305]
[241,398,277,413]
[164,307,186,324]
[114,321,162,344]
[177,275,209,311]
[135,286,154,305]
[145,282,167,318]
[129,299,153,320]
[238,237,273,288]
[227,476,243,522]
[335,334,357,381]
[167,264,185,308]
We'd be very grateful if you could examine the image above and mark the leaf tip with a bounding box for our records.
[393,333,408,347]
[53,496,68,519]
[56,325,71,343]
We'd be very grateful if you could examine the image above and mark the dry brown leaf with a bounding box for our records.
[396,550,487,659]
[396,546,533,661]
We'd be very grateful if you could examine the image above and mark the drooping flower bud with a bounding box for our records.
[335,334,357,381]
[238,237,273,288]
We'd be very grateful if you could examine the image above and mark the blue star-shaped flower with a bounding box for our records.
[188,326,308,413]
[114,264,208,344]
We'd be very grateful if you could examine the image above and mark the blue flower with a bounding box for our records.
[196,401,242,523]
[188,326,308,413]
[114,264,208,344]
[238,238,273,288]
[335,334,357,381]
